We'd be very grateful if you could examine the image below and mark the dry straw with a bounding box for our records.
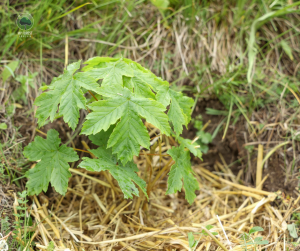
[17,124,299,250]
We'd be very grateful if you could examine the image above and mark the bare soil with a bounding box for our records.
[184,98,299,196]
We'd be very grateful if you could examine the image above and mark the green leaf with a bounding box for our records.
[123,62,155,99]
[188,232,195,248]
[177,136,202,159]
[84,56,119,65]
[280,40,293,60]
[2,61,19,82]
[89,125,115,148]
[156,86,171,107]
[168,90,194,135]
[254,237,269,245]
[107,108,150,164]
[83,59,133,88]
[82,57,119,71]
[287,223,298,238]
[0,123,7,130]
[197,131,212,145]
[166,145,199,204]
[13,73,38,103]
[23,129,79,195]
[151,0,169,11]
[39,85,49,91]
[81,96,127,135]
[35,61,100,129]
[205,225,214,230]
[197,225,218,236]
[152,77,171,107]
[25,160,52,195]
[249,226,264,235]
[122,64,171,106]
[82,87,170,163]
[16,72,37,88]
[79,148,147,199]
[34,90,61,126]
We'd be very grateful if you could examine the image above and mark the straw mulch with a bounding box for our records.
[10,123,299,251]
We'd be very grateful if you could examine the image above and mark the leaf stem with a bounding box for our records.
[88,90,98,101]
[73,148,91,154]
[35,128,47,137]
[139,153,168,156]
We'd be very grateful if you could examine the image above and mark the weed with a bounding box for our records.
[188,226,269,251]
[188,225,218,251]
[46,241,55,251]
[240,226,268,251]
[192,115,213,154]
[0,217,10,236]
[12,191,34,250]
[13,72,38,103]
[0,165,9,185]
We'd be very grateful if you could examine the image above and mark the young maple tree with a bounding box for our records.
[23,57,202,204]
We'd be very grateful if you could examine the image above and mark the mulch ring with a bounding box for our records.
[8,122,300,251]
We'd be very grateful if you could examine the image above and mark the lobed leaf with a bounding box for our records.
[83,59,133,88]
[35,61,100,129]
[79,148,147,199]
[249,226,264,235]
[177,136,202,159]
[89,125,115,148]
[83,57,194,136]
[123,62,156,99]
[24,129,79,195]
[168,90,194,135]
[107,108,149,164]
[166,145,199,204]
[82,87,170,163]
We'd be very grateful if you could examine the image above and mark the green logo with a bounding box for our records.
[16,13,34,30]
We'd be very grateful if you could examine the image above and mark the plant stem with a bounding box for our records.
[73,148,91,154]
[35,128,47,137]
[139,153,168,156]
[88,90,98,101]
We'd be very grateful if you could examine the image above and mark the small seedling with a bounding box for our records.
[188,225,218,251]
[193,116,213,154]
[13,191,34,250]
[46,241,55,251]
[13,72,38,103]
[0,216,10,235]
[188,232,199,250]
[240,226,268,251]
[23,57,202,204]
[287,223,298,239]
